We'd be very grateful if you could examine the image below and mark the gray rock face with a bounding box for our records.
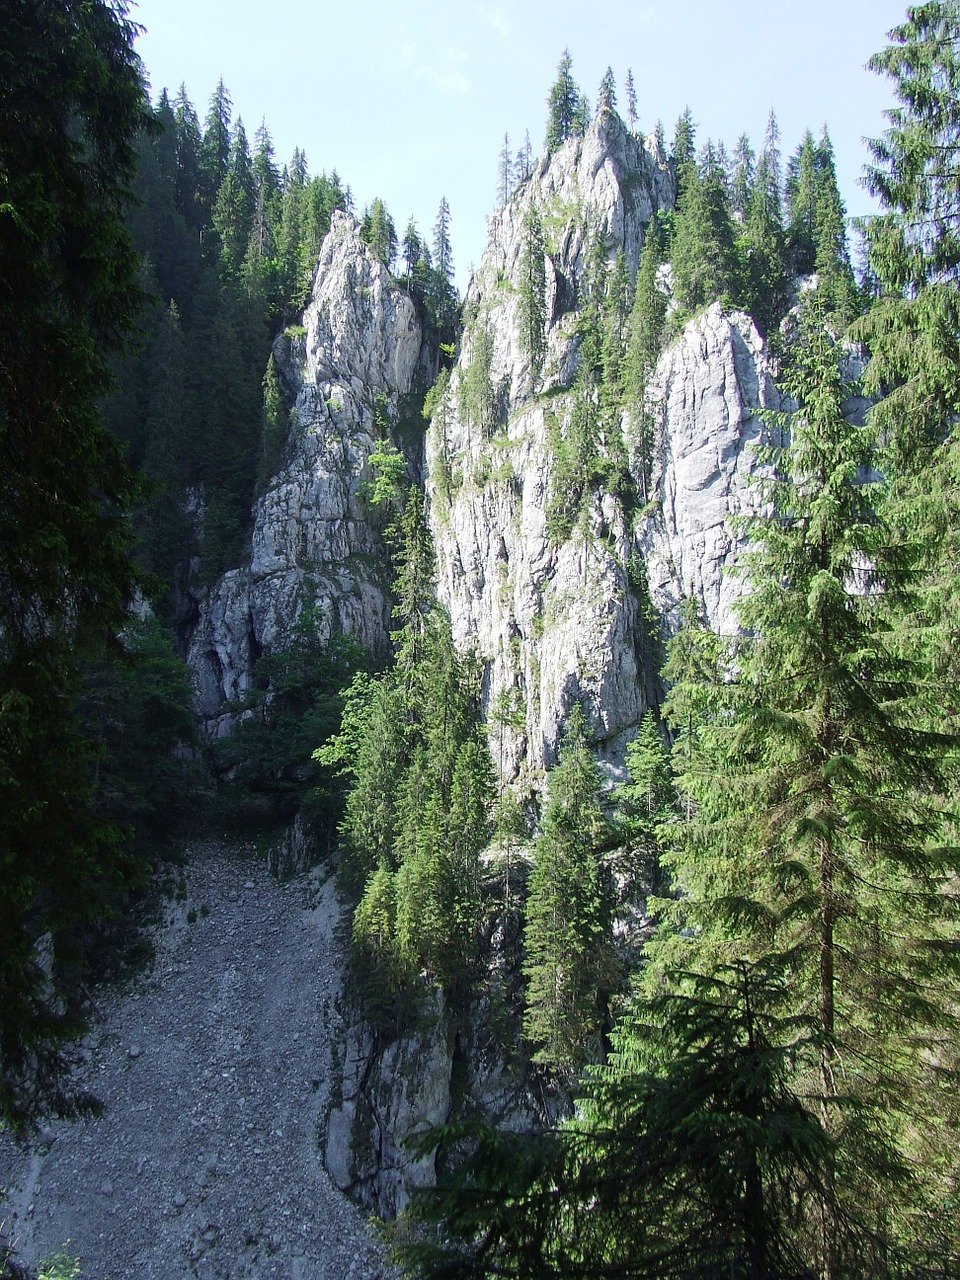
[427,117,773,786]
[188,212,430,734]
[638,303,781,635]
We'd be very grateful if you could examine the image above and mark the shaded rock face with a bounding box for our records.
[427,114,774,786]
[188,212,432,735]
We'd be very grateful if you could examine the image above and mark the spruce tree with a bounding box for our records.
[360,197,398,269]
[517,204,547,381]
[198,78,232,223]
[670,142,740,319]
[172,85,203,229]
[212,118,256,276]
[625,67,638,130]
[670,106,696,204]
[598,66,617,113]
[740,112,789,337]
[522,705,612,1080]
[545,48,581,151]
[429,196,457,335]
[497,132,512,206]
[731,132,755,218]
[853,1,960,723]
[653,297,960,1272]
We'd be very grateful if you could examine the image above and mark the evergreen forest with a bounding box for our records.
[3,2,960,1278]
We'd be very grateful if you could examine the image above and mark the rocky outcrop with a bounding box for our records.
[188,212,433,735]
[427,114,774,787]
[638,303,781,635]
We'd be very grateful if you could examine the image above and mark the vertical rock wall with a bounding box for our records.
[188,212,432,735]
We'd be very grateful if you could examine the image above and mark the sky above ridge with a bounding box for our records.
[131,0,910,290]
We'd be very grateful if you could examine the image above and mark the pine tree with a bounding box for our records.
[600,248,631,412]
[514,130,534,186]
[401,959,845,1280]
[786,130,857,325]
[731,132,755,218]
[172,85,203,228]
[522,704,612,1080]
[670,106,696,204]
[854,0,960,731]
[212,118,256,275]
[459,318,496,436]
[256,353,286,492]
[612,712,676,894]
[245,121,280,296]
[785,130,819,276]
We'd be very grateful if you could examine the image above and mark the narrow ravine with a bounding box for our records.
[0,841,391,1280]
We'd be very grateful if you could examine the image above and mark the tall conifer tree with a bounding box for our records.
[653,297,960,1271]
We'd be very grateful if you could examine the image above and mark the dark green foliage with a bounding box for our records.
[739,113,789,337]
[612,712,676,895]
[256,353,287,492]
[785,130,858,324]
[653,297,960,1269]
[360,197,398,269]
[597,67,616,113]
[400,961,842,1280]
[402,218,434,297]
[458,319,497,436]
[212,119,256,276]
[670,142,741,320]
[521,705,612,1080]
[83,618,198,838]
[670,106,696,202]
[516,205,547,380]
[430,196,458,337]
[220,607,368,837]
[198,78,232,220]
[545,49,586,151]
[731,132,755,217]
[599,248,631,413]
[854,0,960,727]
[0,0,150,1129]
[319,496,495,1008]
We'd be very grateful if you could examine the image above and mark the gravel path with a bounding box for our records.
[0,841,392,1280]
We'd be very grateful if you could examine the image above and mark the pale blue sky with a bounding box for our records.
[131,0,910,289]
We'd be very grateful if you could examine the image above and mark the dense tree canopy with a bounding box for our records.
[0,0,151,1128]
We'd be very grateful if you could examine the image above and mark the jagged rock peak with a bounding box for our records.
[187,212,433,733]
[300,210,426,404]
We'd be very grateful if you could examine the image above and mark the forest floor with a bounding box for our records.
[0,839,393,1280]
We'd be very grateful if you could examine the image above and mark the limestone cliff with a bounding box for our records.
[426,111,777,791]
[180,116,784,1220]
[188,211,433,734]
